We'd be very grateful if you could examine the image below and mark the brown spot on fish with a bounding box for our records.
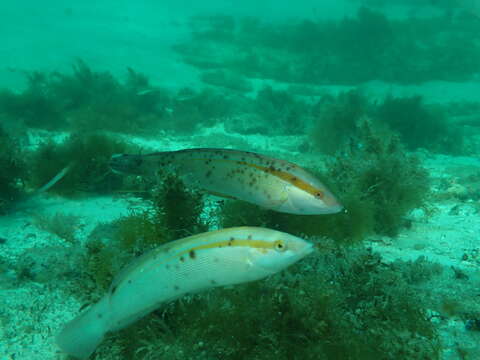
[210,279,217,285]
[179,256,185,262]
[189,250,196,259]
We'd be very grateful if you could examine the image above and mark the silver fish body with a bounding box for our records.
[56,226,314,359]
[110,148,342,215]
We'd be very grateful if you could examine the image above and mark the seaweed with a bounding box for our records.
[326,119,430,237]
[32,211,81,244]
[28,132,128,196]
[0,72,65,130]
[82,210,168,295]
[310,90,368,154]
[0,60,170,134]
[165,88,232,134]
[376,95,464,153]
[174,8,480,85]
[153,174,208,240]
[55,61,170,134]
[0,125,27,213]
[254,86,310,134]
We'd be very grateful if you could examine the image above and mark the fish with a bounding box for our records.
[109,148,343,215]
[56,226,314,359]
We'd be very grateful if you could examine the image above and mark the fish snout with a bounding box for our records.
[109,154,144,174]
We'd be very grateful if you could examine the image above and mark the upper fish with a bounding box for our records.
[109,148,343,215]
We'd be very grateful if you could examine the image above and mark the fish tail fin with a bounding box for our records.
[35,162,73,195]
[56,296,110,359]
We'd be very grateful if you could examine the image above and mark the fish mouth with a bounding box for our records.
[324,203,344,214]
[108,154,130,174]
[291,238,315,258]
[302,241,315,256]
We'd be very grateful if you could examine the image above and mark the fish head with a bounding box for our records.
[109,154,145,175]
[247,230,314,275]
[283,180,343,215]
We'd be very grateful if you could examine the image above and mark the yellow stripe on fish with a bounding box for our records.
[110,148,342,215]
[56,227,314,359]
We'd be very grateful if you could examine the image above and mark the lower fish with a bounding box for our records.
[109,148,343,215]
[56,226,314,359]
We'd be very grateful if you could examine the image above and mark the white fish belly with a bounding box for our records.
[107,244,267,331]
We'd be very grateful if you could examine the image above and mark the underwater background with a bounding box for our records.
[1,0,480,359]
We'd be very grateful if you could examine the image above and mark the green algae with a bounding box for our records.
[376,95,464,153]
[175,9,480,85]
[311,90,368,155]
[152,174,208,240]
[0,125,27,213]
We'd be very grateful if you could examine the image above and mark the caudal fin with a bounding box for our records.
[56,296,110,359]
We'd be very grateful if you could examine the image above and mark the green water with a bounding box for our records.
[1,1,479,359]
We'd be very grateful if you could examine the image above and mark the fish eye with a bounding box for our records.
[273,240,287,252]
[314,191,323,199]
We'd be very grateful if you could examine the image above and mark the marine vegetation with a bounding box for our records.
[310,90,469,154]
[88,245,440,360]
[310,90,368,154]
[152,174,208,240]
[82,210,167,296]
[325,119,430,237]
[0,60,243,136]
[253,86,310,134]
[29,132,128,196]
[221,118,429,241]
[0,72,65,130]
[0,125,27,213]
[32,211,81,244]
[174,8,480,85]
[376,95,464,153]
[0,61,170,133]
[164,88,233,134]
